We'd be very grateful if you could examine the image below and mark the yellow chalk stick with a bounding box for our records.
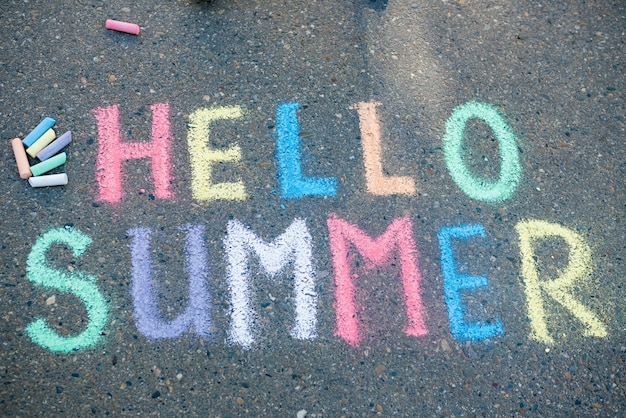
[26,128,56,158]
[515,219,608,345]
[187,106,247,202]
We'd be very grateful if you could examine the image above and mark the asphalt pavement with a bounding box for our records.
[1,0,624,416]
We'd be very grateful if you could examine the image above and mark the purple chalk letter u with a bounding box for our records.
[128,225,213,339]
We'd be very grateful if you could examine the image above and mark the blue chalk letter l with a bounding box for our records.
[276,102,337,199]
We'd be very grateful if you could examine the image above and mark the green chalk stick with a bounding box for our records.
[30,152,66,176]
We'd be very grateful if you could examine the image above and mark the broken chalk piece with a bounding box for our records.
[23,117,55,147]
[28,173,68,188]
[11,138,32,179]
[30,152,66,176]
[26,128,56,158]
[106,19,140,35]
[37,131,72,161]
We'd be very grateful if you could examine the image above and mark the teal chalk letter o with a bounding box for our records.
[443,102,521,202]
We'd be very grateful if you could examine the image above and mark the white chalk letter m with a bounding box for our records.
[225,219,317,348]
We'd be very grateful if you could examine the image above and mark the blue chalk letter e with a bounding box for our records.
[276,102,337,199]
[438,224,504,341]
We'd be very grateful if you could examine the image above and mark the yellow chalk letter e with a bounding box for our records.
[515,219,607,345]
[187,106,247,202]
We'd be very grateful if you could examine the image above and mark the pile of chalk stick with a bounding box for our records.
[11,117,71,187]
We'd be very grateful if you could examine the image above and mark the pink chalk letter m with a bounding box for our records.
[327,214,427,347]
[92,103,173,203]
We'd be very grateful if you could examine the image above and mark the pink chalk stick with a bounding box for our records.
[105,19,140,35]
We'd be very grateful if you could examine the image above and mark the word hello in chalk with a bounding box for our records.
[92,101,521,204]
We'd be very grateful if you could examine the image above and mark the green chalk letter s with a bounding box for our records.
[26,228,108,353]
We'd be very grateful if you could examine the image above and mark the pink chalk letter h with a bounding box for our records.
[92,103,173,203]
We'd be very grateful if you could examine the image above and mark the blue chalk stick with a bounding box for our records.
[37,131,72,161]
[23,117,56,147]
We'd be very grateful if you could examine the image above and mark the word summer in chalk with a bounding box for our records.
[24,101,608,354]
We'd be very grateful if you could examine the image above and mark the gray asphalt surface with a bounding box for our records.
[1,0,624,416]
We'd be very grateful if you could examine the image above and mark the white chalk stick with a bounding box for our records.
[28,173,68,188]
